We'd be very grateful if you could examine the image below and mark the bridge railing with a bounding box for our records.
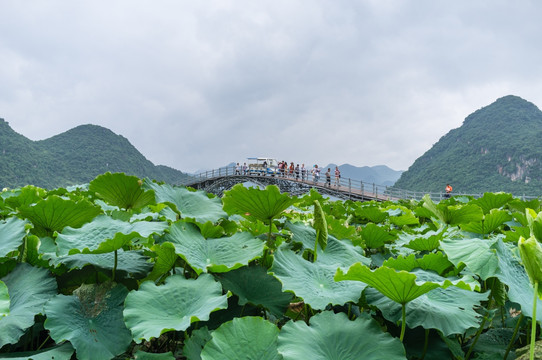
[181,166,542,202]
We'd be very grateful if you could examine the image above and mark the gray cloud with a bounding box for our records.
[1,1,542,173]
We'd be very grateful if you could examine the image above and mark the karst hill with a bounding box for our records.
[394,95,542,195]
[0,120,189,189]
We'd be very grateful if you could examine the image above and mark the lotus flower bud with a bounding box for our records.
[518,236,542,298]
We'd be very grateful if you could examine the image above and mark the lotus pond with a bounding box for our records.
[1,172,542,359]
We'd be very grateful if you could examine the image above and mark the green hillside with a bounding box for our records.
[0,120,190,189]
[394,95,542,195]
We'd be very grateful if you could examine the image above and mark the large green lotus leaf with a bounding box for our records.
[493,239,542,322]
[3,186,46,209]
[0,281,9,318]
[44,282,132,360]
[385,205,420,226]
[365,286,489,336]
[89,172,156,210]
[460,209,512,235]
[0,263,57,347]
[124,274,228,342]
[270,248,366,310]
[0,342,75,359]
[354,205,388,223]
[222,184,297,224]
[18,195,101,237]
[383,252,454,276]
[316,237,371,270]
[361,223,395,248]
[325,215,358,241]
[422,195,483,225]
[163,221,264,275]
[471,192,513,214]
[55,215,168,255]
[440,237,499,281]
[144,181,227,223]
[216,266,293,318]
[46,249,152,277]
[201,317,281,360]
[335,263,441,305]
[401,230,444,252]
[278,311,406,360]
[145,242,178,282]
[0,217,27,258]
[286,221,319,250]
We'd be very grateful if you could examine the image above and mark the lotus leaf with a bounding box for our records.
[471,192,513,214]
[144,181,227,223]
[145,242,178,281]
[335,263,441,305]
[366,286,489,336]
[440,237,499,281]
[460,209,512,235]
[278,311,406,359]
[361,223,395,248]
[201,317,281,360]
[222,184,296,224]
[0,217,27,258]
[183,327,212,360]
[494,239,542,322]
[46,249,152,277]
[422,194,483,225]
[17,195,101,237]
[123,274,228,342]
[383,252,454,276]
[55,215,168,255]
[354,205,388,223]
[0,342,75,359]
[0,280,9,318]
[216,266,293,318]
[163,221,264,275]
[0,263,57,347]
[89,172,156,210]
[44,282,132,360]
[271,248,366,310]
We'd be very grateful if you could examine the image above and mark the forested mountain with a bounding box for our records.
[394,95,542,195]
[0,120,190,189]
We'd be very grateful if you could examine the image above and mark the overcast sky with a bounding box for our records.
[2,1,542,173]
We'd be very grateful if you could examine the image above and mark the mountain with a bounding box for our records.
[323,164,403,186]
[394,95,542,195]
[0,120,190,189]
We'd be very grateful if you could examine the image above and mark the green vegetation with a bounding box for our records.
[394,95,542,195]
[0,120,190,189]
[2,173,542,358]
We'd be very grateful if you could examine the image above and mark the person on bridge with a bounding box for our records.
[444,184,453,198]
[235,163,241,175]
[334,166,341,187]
[325,168,331,187]
[295,164,300,180]
[312,165,320,184]
[301,164,306,181]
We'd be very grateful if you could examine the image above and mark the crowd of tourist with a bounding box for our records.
[234,161,342,188]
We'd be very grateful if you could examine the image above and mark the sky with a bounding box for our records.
[2,1,542,173]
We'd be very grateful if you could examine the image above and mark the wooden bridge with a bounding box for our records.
[179,166,457,202]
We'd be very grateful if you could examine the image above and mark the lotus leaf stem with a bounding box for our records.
[420,328,429,360]
[529,281,538,360]
[112,249,118,282]
[399,303,406,342]
[503,312,524,360]
[465,310,489,360]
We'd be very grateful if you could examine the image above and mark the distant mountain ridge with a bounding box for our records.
[394,95,542,195]
[0,120,190,189]
[323,164,403,186]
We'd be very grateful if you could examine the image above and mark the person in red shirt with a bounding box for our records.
[444,184,453,198]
